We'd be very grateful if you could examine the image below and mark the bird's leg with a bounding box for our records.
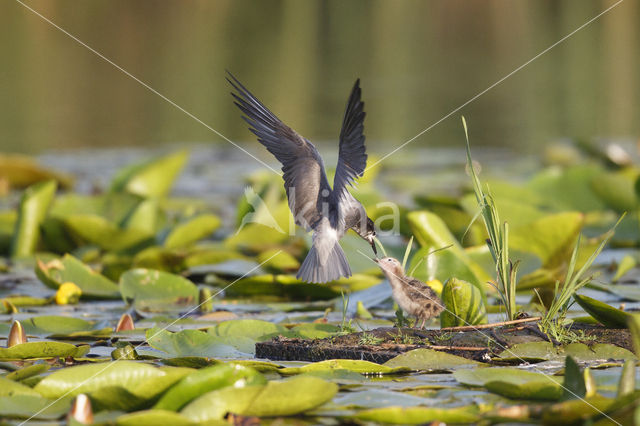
[420,318,427,329]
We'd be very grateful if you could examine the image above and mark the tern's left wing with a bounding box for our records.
[331,79,367,204]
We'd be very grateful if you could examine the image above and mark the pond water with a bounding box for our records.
[2,0,639,155]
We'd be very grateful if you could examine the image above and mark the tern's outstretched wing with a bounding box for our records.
[228,72,330,230]
[332,79,367,204]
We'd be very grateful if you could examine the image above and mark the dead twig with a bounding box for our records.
[440,316,541,332]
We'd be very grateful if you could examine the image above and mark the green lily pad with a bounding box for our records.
[242,376,338,417]
[90,366,192,411]
[384,348,480,370]
[612,255,636,283]
[21,315,95,336]
[562,343,636,362]
[353,406,480,424]
[573,294,631,328]
[541,395,614,425]
[526,164,606,212]
[0,342,87,360]
[35,254,120,299]
[0,376,40,397]
[496,342,636,362]
[111,150,189,198]
[208,319,287,341]
[120,268,198,310]
[182,246,247,268]
[440,277,487,327]
[287,323,340,339]
[562,356,586,400]
[279,359,410,375]
[154,364,265,411]
[181,376,337,421]
[5,363,50,382]
[591,168,639,213]
[409,246,487,295]
[509,212,583,269]
[34,360,164,398]
[407,211,489,292]
[496,341,559,362]
[0,154,73,189]
[122,199,161,235]
[164,214,221,249]
[116,410,196,426]
[0,394,72,420]
[180,385,264,422]
[484,379,563,401]
[454,367,562,388]
[11,180,57,257]
[256,249,300,272]
[3,295,50,307]
[146,328,248,358]
[63,214,153,251]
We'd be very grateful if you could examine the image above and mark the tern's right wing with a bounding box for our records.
[228,72,330,231]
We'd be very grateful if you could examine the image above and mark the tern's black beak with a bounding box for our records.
[370,240,378,256]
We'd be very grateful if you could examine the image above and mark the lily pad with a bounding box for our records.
[384,348,480,370]
[21,315,96,336]
[496,342,636,362]
[256,249,300,272]
[63,214,153,251]
[454,367,562,388]
[353,406,480,424]
[208,319,287,341]
[0,376,40,397]
[180,376,337,421]
[154,363,265,411]
[484,379,563,401]
[0,154,73,189]
[0,394,72,420]
[279,359,410,375]
[407,211,489,291]
[116,410,196,426]
[573,294,631,328]
[242,376,338,417]
[35,254,120,299]
[0,342,87,360]
[5,363,50,382]
[163,214,221,249]
[146,328,247,358]
[110,150,189,198]
[34,361,164,399]
[11,180,57,257]
[89,367,192,411]
[120,269,198,310]
[509,212,583,269]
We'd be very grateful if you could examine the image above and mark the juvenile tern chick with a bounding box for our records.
[376,257,444,328]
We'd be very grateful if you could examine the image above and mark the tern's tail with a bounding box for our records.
[297,241,352,283]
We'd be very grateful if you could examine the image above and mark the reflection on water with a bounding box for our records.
[1,0,638,155]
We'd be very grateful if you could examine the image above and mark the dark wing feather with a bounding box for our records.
[332,79,367,204]
[227,72,330,230]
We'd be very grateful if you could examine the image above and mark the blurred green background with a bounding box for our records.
[1,0,637,154]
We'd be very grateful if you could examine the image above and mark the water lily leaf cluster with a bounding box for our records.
[1,144,640,424]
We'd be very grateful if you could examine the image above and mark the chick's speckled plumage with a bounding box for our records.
[376,257,443,328]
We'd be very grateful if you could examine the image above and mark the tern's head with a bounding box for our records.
[362,216,377,254]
